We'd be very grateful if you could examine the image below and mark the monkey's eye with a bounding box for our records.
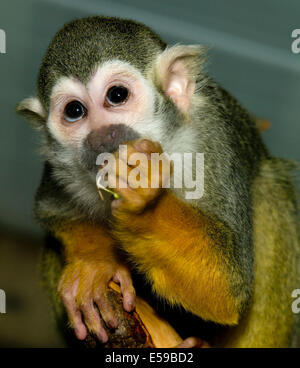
[64,101,87,122]
[105,86,129,106]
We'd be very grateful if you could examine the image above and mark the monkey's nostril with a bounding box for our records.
[86,124,140,154]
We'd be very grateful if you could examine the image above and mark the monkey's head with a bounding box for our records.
[17,16,206,213]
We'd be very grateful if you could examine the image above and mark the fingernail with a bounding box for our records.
[126,301,135,312]
[75,327,86,340]
[99,333,108,344]
[108,319,118,329]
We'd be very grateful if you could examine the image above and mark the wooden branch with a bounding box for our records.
[84,281,182,348]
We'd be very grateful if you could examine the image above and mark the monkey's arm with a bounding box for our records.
[110,139,249,326]
[33,163,136,342]
[113,192,242,325]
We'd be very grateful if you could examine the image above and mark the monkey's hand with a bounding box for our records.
[54,222,136,343]
[109,138,245,326]
[109,138,168,213]
[58,258,135,342]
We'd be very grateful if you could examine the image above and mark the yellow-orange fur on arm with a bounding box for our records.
[112,192,240,325]
[53,221,128,306]
[54,221,115,263]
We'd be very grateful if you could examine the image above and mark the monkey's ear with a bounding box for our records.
[16,97,46,128]
[153,45,206,112]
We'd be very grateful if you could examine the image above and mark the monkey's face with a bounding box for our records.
[17,17,206,207]
[46,60,159,173]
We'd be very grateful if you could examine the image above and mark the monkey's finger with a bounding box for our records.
[80,301,108,343]
[122,144,148,167]
[114,140,161,163]
[174,337,210,348]
[113,269,136,312]
[72,312,87,340]
[62,294,87,340]
[132,139,163,156]
[112,186,147,212]
[114,145,170,191]
[107,174,131,206]
[94,293,119,329]
[114,146,150,177]
[108,174,132,200]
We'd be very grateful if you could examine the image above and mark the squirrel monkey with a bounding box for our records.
[16,16,299,347]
